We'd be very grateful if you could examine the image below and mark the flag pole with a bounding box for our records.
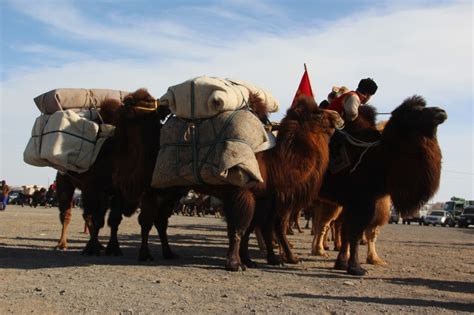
[304,63,307,72]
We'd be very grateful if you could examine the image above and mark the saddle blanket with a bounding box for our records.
[151,109,275,188]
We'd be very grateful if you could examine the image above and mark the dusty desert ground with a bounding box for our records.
[0,204,473,314]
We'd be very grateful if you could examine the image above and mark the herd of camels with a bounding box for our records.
[53,88,447,276]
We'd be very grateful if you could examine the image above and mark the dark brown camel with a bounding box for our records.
[112,94,343,271]
[55,100,137,255]
[305,96,446,275]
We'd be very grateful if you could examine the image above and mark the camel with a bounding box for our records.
[112,94,343,271]
[55,100,137,255]
[268,96,446,276]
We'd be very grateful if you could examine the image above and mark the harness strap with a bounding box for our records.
[190,81,204,184]
[336,129,381,174]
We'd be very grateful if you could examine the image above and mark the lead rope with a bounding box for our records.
[336,129,381,174]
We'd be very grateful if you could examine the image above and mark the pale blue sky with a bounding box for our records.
[1,0,472,202]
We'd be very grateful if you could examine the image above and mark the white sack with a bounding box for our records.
[159,76,279,119]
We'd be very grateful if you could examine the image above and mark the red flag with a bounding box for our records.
[292,64,314,107]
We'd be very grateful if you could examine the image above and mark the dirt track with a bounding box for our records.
[0,205,473,314]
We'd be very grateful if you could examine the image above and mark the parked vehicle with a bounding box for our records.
[423,210,455,227]
[458,206,474,228]
[402,207,429,225]
[444,197,465,223]
[7,190,22,205]
[389,208,400,224]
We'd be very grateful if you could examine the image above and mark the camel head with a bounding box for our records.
[383,95,446,216]
[383,95,447,139]
[280,96,344,142]
[99,98,122,124]
[111,88,171,202]
[272,97,344,196]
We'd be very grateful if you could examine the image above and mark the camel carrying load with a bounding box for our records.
[152,76,280,188]
[23,88,129,173]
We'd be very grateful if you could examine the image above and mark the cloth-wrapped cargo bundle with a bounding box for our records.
[151,109,275,188]
[24,110,115,173]
[34,88,129,114]
[159,76,279,119]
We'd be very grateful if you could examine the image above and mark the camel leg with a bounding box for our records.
[323,224,330,250]
[239,224,257,268]
[57,206,72,250]
[254,226,266,254]
[152,192,180,260]
[294,209,304,233]
[223,190,255,271]
[346,202,376,276]
[55,173,75,250]
[333,217,342,251]
[366,227,387,265]
[259,213,283,265]
[81,193,107,256]
[138,204,154,261]
[105,196,123,256]
[334,236,349,270]
[275,212,300,264]
[311,220,330,257]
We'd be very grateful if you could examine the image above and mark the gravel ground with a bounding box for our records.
[1,205,473,314]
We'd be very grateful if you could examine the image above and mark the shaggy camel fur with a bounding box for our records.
[108,89,176,261]
[113,94,343,271]
[272,96,446,275]
[325,96,445,275]
[55,100,136,255]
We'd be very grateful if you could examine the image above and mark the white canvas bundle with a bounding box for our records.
[159,76,279,119]
[34,88,130,114]
[23,110,114,173]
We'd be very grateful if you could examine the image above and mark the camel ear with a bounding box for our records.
[123,94,136,107]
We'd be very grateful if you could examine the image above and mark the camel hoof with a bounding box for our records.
[284,255,300,264]
[225,259,244,272]
[81,240,102,256]
[138,249,154,262]
[367,258,387,266]
[55,244,67,251]
[334,259,348,270]
[311,248,329,257]
[267,255,284,266]
[347,265,367,276]
[242,258,258,268]
[105,244,123,256]
[163,250,179,260]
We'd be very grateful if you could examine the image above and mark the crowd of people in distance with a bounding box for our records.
[0,180,58,210]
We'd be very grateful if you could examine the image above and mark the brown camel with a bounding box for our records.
[270,96,446,275]
[54,100,138,255]
[112,94,343,271]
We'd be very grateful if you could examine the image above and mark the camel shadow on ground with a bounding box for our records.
[284,292,473,312]
[0,223,265,271]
